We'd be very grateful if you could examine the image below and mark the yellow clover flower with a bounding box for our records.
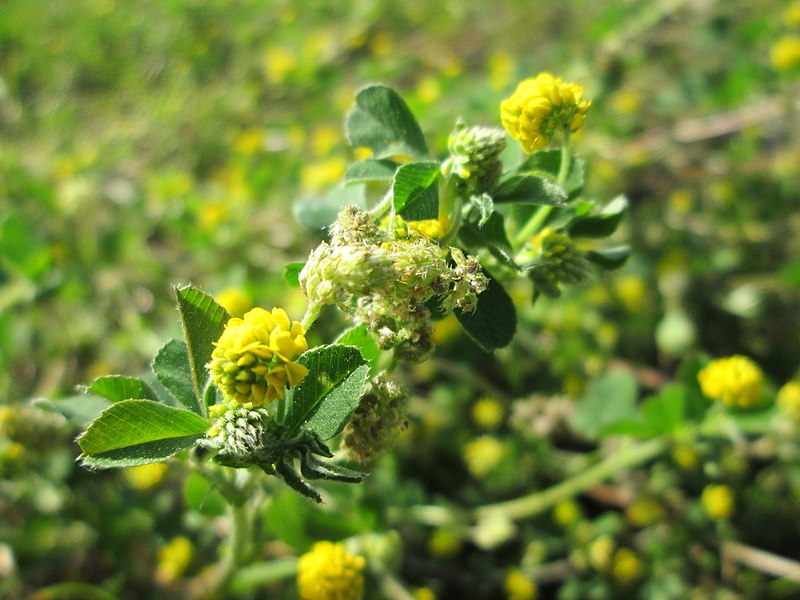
[208,307,309,406]
[701,484,734,520]
[501,73,591,153]
[771,35,800,71]
[697,355,765,409]
[156,536,194,583]
[504,568,538,600]
[297,541,366,600]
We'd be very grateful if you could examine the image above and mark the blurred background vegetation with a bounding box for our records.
[1,0,799,598]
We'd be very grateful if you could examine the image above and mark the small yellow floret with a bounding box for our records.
[698,355,765,408]
[777,381,800,420]
[701,484,734,520]
[785,2,800,27]
[297,541,365,600]
[428,528,462,559]
[552,499,581,528]
[771,35,800,71]
[208,307,309,406]
[671,443,700,471]
[504,568,537,600]
[501,73,591,153]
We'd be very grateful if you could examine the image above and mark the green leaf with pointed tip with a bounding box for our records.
[494,175,568,206]
[84,375,157,403]
[304,365,370,441]
[283,345,367,439]
[284,261,305,288]
[152,338,201,414]
[78,400,210,468]
[567,195,629,238]
[392,161,439,221]
[585,246,630,270]
[345,85,428,159]
[336,324,381,374]
[518,150,585,196]
[455,271,517,352]
[343,159,398,185]
[293,184,367,231]
[641,385,686,435]
[174,285,229,406]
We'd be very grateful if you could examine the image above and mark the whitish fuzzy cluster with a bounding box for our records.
[341,374,408,463]
[300,206,488,361]
[527,227,589,297]
[200,401,271,457]
[441,121,507,195]
[207,307,309,405]
[297,541,365,600]
[501,73,591,153]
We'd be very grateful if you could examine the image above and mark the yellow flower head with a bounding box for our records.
[697,355,765,409]
[611,548,644,584]
[297,541,366,600]
[771,35,800,71]
[701,484,734,520]
[428,528,462,559]
[463,435,505,479]
[472,396,505,430]
[124,462,168,490]
[208,307,309,406]
[501,73,591,153]
[156,536,194,583]
[777,381,800,420]
[504,568,538,600]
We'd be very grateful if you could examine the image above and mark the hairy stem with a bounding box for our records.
[512,132,571,249]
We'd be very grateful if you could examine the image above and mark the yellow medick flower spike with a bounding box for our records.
[208,307,309,406]
[701,484,734,520]
[697,355,765,409]
[297,541,366,600]
[501,73,591,153]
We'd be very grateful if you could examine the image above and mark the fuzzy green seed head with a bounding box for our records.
[200,400,271,457]
[528,227,589,297]
[442,120,507,194]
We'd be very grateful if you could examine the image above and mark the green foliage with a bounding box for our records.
[282,344,369,440]
[392,161,440,221]
[345,84,429,159]
[152,339,202,415]
[454,271,517,352]
[77,400,210,468]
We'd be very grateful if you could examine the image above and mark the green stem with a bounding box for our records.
[229,558,299,595]
[214,500,253,594]
[301,303,321,331]
[473,437,667,522]
[512,132,571,249]
[439,176,463,247]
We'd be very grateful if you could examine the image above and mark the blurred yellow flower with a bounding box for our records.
[671,443,700,471]
[626,497,666,528]
[588,535,615,572]
[428,528,462,559]
[472,396,505,430]
[501,73,591,153]
[263,46,297,84]
[311,124,341,157]
[216,287,252,318]
[412,587,437,600]
[416,76,442,104]
[208,307,309,405]
[232,129,264,155]
[156,536,194,583]
[771,35,800,71]
[701,484,734,520]
[785,1,800,27]
[615,275,648,313]
[777,381,800,420]
[463,435,505,479]
[301,157,348,193]
[297,541,365,600]
[611,548,644,584]
[504,568,537,600]
[124,463,167,490]
[488,52,515,92]
[698,355,765,409]
[552,499,581,528]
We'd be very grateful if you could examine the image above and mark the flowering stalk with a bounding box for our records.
[513,132,571,249]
